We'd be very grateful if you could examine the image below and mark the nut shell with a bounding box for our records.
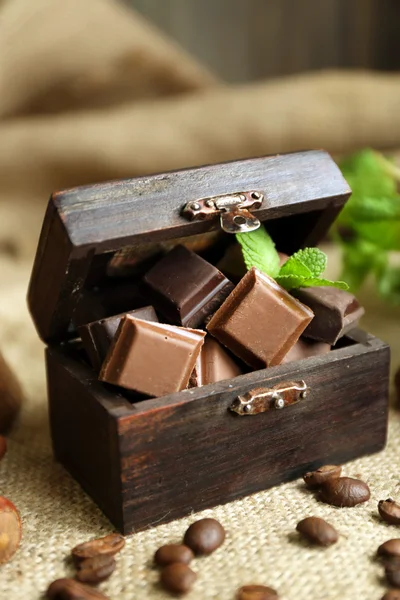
[0,496,22,564]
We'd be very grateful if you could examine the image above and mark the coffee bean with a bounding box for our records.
[296,516,338,547]
[184,518,225,555]
[319,477,370,507]
[72,533,125,563]
[378,539,400,560]
[303,465,341,489]
[382,590,400,600]
[47,578,110,599]
[0,436,7,461]
[379,499,400,525]
[0,496,22,564]
[160,562,197,595]
[385,563,400,588]
[154,544,194,566]
[236,584,279,599]
[76,554,116,584]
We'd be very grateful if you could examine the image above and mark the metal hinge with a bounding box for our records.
[182,191,264,234]
[230,380,308,415]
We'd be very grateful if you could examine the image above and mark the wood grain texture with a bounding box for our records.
[28,151,350,342]
[126,0,378,82]
[47,331,389,533]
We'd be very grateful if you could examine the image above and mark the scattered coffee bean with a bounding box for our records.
[160,562,197,595]
[382,590,400,600]
[47,578,110,599]
[296,516,338,547]
[319,476,370,507]
[379,499,400,525]
[0,496,22,564]
[0,435,6,461]
[385,563,400,588]
[378,539,400,560]
[184,518,225,555]
[154,544,194,566]
[236,584,279,599]
[303,465,341,489]
[75,554,116,584]
[72,533,125,563]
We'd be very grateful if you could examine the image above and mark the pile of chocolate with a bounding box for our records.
[78,243,364,399]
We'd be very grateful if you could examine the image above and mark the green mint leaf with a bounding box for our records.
[236,225,280,278]
[276,274,348,291]
[279,247,327,278]
[346,196,400,222]
[378,265,400,304]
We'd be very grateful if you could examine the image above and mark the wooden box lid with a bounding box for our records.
[28,151,351,343]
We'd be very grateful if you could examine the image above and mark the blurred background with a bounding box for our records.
[125,0,400,81]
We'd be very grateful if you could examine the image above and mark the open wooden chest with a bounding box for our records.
[28,151,390,534]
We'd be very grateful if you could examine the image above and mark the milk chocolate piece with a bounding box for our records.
[143,245,234,328]
[207,267,314,368]
[100,317,205,397]
[190,337,242,387]
[78,306,158,370]
[292,287,365,345]
[281,338,331,363]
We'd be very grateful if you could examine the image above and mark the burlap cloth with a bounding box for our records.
[1,1,400,598]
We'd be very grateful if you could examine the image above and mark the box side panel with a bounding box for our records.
[46,348,124,530]
[118,341,389,533]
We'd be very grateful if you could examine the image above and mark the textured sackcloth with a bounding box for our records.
[1,1,400,598]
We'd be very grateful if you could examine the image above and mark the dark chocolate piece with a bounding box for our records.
[292,287,365,345]
[281,338,331,363]
[189,337,242,387]
[78,306,158,370]
[99,317,205,397]
[207,267,314,368]
[143,245,234,329]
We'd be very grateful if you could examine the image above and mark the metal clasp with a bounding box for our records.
[230,380,308,416]
[182,191,264,234]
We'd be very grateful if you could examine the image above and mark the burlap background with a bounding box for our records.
[1,1,400,598]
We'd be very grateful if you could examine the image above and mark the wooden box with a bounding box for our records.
[28,151,390,534]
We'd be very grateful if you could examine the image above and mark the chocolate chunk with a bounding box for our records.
[143,245,234,328]
[281,338,331,363]
[78,306,158,370]
[292,287,365,345]
[189,337,242,387]
[207,267,314,368]
[100,317,205,397]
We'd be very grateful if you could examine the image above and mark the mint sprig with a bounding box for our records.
[236,226,280,278]
[236,225,348,291]
[332,148,400,304]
